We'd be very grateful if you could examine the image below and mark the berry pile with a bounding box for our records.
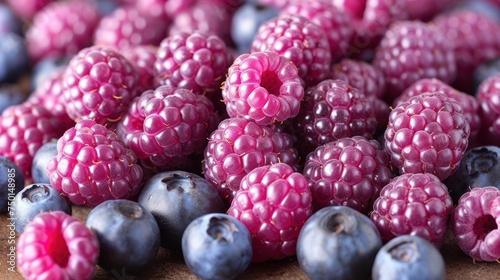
[3,1,500,279]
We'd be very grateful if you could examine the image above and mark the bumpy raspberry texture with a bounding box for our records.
[25,0,101,63]
[302,136,392,214]
[0,102,66,180]
[16,211,99,280]
[46,119,143,207]
[222,51,304,126]
[433,9,500,94]
[154,31,233,98]
[62,45,141,128]
[384,92,470,180]
[372,20,457,103]
[116,85,219,171]
[227,163,312,262]
[93,6,168,51]
[121,45,160,92]
[476,73,500,145]
[370,173,454,248]
[250,14,331,86]
[202,117,300,205]
[452,186,500,262]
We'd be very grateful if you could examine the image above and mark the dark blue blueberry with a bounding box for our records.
[85,199,161,273]
[296,206,383,280]
[372,235,446,280]
[474,57,500,93]
[0,156,24,213]
[13,183,72,233]
[230,1,278,54]
[0,32,29,84]
[0,84,29,114]
[444,145,500,204]
[30,56,71,91]
[182,213,252,280]
[137,170,226,250]
[31,140,58,184]
[89,0,119,15]
[0,3,23,36]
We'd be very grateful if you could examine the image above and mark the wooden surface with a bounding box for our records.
[1,205,499,280]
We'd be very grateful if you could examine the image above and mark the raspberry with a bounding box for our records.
[476,73,500,144]
[62,45,141,128]
[154,31,233,98]
[250,14,331,86]
[16,211,99,280]
[227,163,312,262]
[116,85,219,171]
[292,79,377,159]
[433,9,500,94]
[222,51,304,126]
[164,0,196,17]
[0,102,66,180]
[372,20,457,103]
[121,45,160,92]
[302,136,392,214]
[452,186,500,262]
[384,92,470,180]
[93,6,168,51]
[25,0,101,63]
[404,0,455,21]
[394,78,481,143]
[6,0,54,19]
[202,117,300,205]
[135,0,170,20]
[46,119,143,207]
[279,0,354,62]
[370,173,454,248]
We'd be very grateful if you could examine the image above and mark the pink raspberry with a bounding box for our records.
[250,14,331,86]
[370,173,454,248]
[121,45,160,92]
[222,51,304,126]
[0,102,66,180]
[384,92,470,180]
[25,0,101,63]
[404,0,456,21]
[62,45,141,128]
[476,73,500,145]
[135,0,170,20]
[164,0,197,18]
[93,6,168,51]
[373,20,457,103]
[202,117,300,205]
[116,85,219,170]
[6,0,54,19]
[46,119,143,207]
[227,163,312,262]
[302,136,392,214]
[16,211,99,280]
[452,186,500,262]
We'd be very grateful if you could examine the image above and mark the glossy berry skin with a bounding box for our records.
[31,140,58,184]
[0,156,24,213]
[121,45,159,92]
[46,119,143,207]
[0,32,29,84]
[250,14,331,86]
[16,211,99,280]
[202,117,300,205]
[297,205,382,280]
[137,170,226,250]
[476,73,500,143]
[227,163,312,262]
[303,136,392,214]
[13,184,72,234]
[62,45,141,127]
[373,20,456,103]
[372,235,446,280]
[384,92,470,180]
[370,173,454,248]
[182,213,253,280]
[452,186,500,262]
[85,199,160,272]
[0,102,66,180]
[25,0,101,63]
[0,4,22,36]
[222,51,304,125]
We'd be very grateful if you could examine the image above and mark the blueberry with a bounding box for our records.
[85,199,161,273]
[31,140,58,184]
[444,145,500,204]
[0,156,24,213]
[30,56,71,91]
[474,57,500,93]
[0,3,22,36]
[372,235,446,280]
[0,84,29,114]
[230,1,278,54]
[137,170,226,250]
[13,183,72,233]
[296,206,383,280]
[182,213,252,280]
[0,32,29,84]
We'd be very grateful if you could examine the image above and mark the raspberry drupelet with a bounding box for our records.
[476,73,500,145]
[121,45,160,92]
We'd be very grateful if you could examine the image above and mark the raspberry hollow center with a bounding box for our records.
[473,214,497,240]
[47,227,70,267]
[260,70,283,96]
